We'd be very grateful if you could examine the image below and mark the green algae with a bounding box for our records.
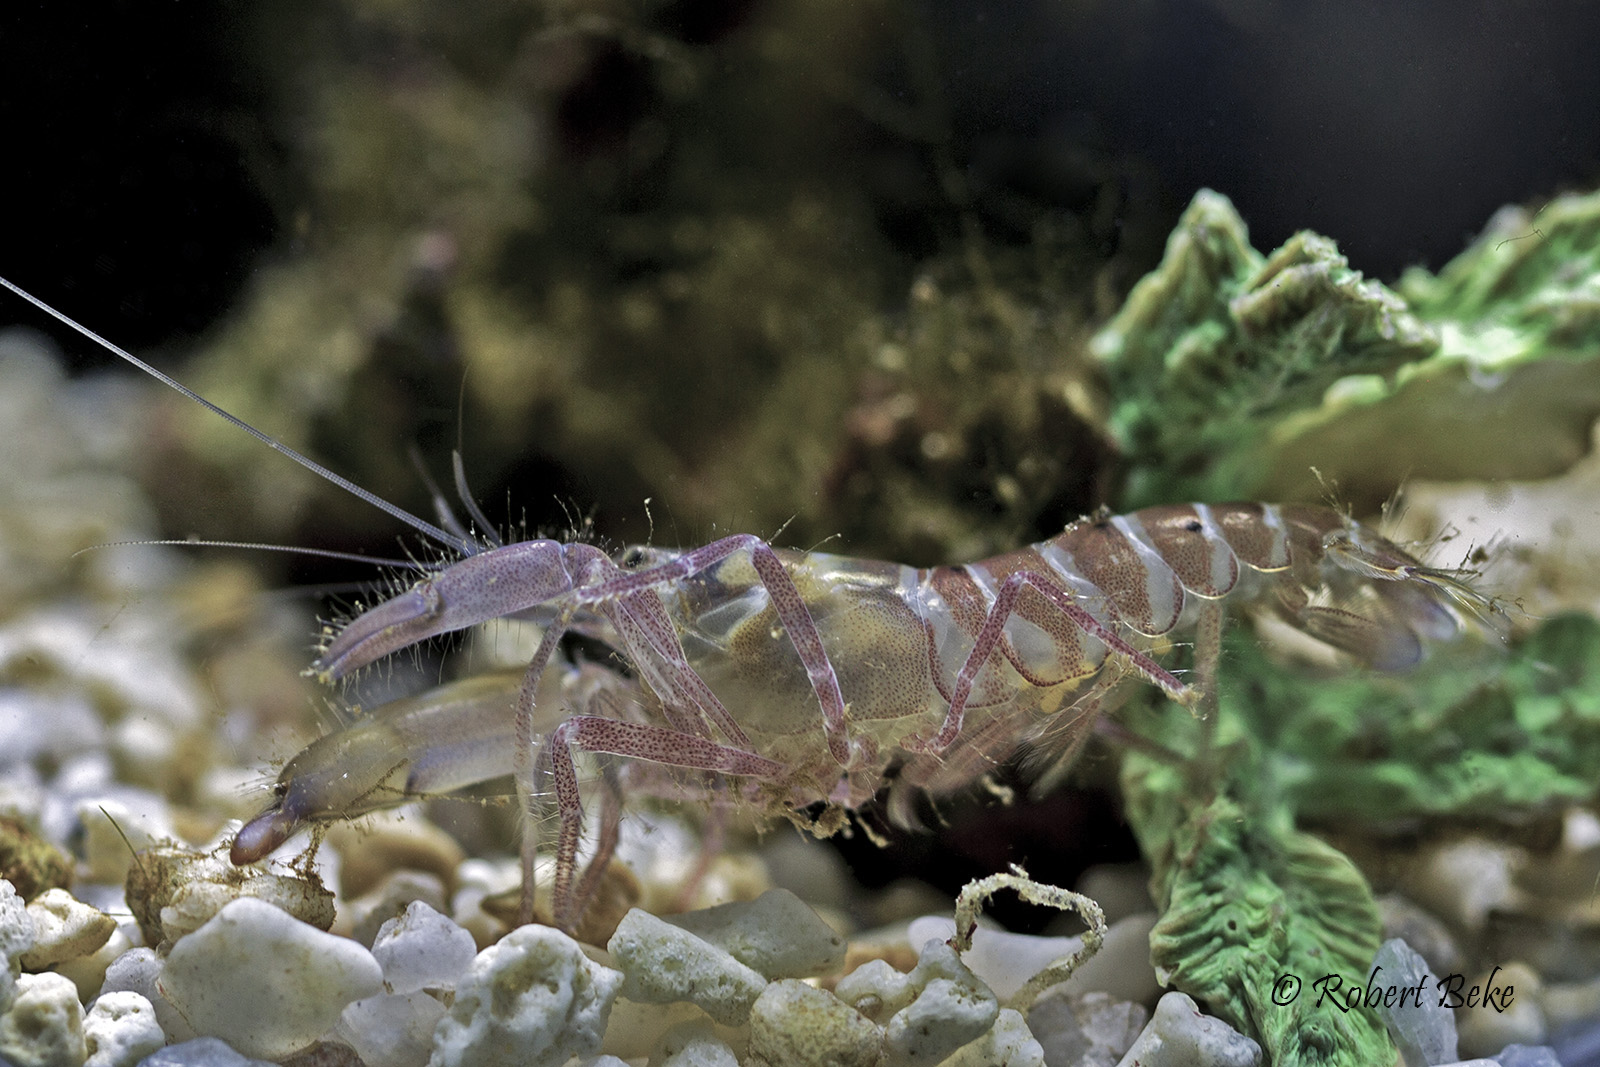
[1094,187,1600,509]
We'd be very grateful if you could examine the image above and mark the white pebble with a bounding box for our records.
[147,847,335,948]
[1369,937,1457,1066]
[873,942,999,1067]
[431,923,623,1067]
[135,1035,277,1066]
[1114,991,1261,1067]
[748,978,882,1067]
[339,990,446,1067]
[2,878,35,964]
[371,900,478,994]
[98,947,192,1043]
[1403,839,1524,931]
[663,889,845,979]
[20,889,117,970]
[0,971,87,1067]
[838,940,991,1025]
[939,1007,1045,1067]
[55,928,133,1003]
[155,897,383,1060]
[1026,989,1147,1067]
[75,796,176,886]
[82,991,164,1067]
[1456,963,1545,1058]
[907,912,1159,1003]
[598,996,707,1061]
[347,870,449,947]
[607,908,768,1026]
[650,1019,740,1066]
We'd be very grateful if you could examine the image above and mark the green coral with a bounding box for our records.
[1238,614,1600,821]
[1094,188,1600,509]
[1124,771,1391,1067]
[1118,613,1600,1064]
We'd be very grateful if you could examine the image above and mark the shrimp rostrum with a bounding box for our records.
[0,277,1496,937]
[311,502,1496,931]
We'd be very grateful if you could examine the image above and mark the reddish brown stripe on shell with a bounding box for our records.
[1129,504,1239,598]
[923,565,1014,707]
[1211,503,1292,571]
[966,551,1106,685]
[1051,518,1184,635]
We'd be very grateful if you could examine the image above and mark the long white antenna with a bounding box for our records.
[1,276,479,557]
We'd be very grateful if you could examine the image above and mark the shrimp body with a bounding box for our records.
[0,276,1494,934]
[630,502,1487,821]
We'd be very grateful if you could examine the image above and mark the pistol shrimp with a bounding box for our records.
[2,276,1498,936]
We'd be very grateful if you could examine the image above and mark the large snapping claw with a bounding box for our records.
[313,541,576,681]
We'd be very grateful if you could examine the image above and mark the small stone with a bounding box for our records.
[1114,991,1261,1067]
[324,808,464,900]
[1457,964,1545,1059]
[1370,937,1459,1067]
[650,1019,740,1067]
[370,900,477,994]
[913,911,1160,1005]
[1378,894,1462,977]
[449,857,519,950]
[136,1035,277,1066]
[1403,839,1524,932]
[337,990,445,1067]
[1027,990,1148,1067]
[874,942,999,1067]
[97,947,192,1043]
[607,908,768,1026]
[599,997,707,1061]
[1492,1045,1563,1067]
[125,844,334,949]
[54,927,132,1003]
[0,971,87,1067]
[431,923,623,1067]
[663,889,846,979]
[3,877,37,964]
[1541,974,1600,1030]
[345,870,448,948]
[759,833,854,911]
[835,938,1018,1067]
[939,1007,1046,1067]
[19,888,117,970]
[75,795,175,886]
[155,897,384,1060]
[81,991,164,1067]
[748,978,881,1067]
[1074,865,1154,925]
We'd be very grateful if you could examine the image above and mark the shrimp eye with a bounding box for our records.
[1184,519,1202,532]
[621,547,647,568]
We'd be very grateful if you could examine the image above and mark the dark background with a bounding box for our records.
[3,0,1599,358]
